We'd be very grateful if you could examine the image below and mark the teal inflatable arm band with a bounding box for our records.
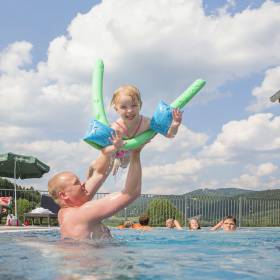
[150,100,174,136]
[84,119,115,148]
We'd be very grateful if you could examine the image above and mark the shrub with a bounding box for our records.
[147,198,184,226]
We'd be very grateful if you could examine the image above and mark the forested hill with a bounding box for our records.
[185,188,280,199]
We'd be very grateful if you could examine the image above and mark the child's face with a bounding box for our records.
[189,219,199,230]
[222,218,236,231]
[115,93,140,121]
[166,219,175,228]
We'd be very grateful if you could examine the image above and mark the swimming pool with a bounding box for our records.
[0,227,279,280]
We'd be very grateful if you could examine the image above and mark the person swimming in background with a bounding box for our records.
[48,133,144,240]
[132,213,152,231]
[165,218,183,230]
[188,218,201,230]
[117,220,134,229]
[110,85,183,175]
[210,215,237,232]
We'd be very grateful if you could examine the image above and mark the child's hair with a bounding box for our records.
[223,215,237,225]
[111,85,142,108]
[139,213,150,226]
[123,220,134,228]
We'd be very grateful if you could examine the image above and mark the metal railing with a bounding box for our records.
[1,189,280,227]
[98,194,280,227]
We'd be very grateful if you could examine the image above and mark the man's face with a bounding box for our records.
[61,173,88,206]
[222,218,236,231]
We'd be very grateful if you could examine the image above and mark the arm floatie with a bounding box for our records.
[83,119,115,148]
[150,101,174,135]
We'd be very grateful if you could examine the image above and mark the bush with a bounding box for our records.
[16,198,32,223]
[147,198,184,226]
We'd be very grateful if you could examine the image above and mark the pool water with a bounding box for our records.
[0,227,280,280]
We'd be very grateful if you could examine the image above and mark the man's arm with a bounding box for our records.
[85,132,124,199]
[77,149,142,223]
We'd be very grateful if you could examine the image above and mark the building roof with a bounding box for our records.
[270,90,280,103]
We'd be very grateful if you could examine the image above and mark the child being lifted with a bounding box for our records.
[111,85,183,175]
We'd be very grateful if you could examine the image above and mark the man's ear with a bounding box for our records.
[58,191,68,201]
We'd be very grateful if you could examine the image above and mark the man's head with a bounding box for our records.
[222,215,237,231]
[48,172,89,207]
[139,214,150,226]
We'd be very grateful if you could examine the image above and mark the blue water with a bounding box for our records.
[0,227,280,280]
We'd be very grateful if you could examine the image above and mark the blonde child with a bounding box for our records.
[111,85,183,175]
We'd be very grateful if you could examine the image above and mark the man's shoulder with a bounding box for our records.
[59,206,79,221]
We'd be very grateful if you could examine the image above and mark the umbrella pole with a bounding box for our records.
[14,159,17,218]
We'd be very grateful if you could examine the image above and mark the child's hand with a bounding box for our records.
[110,131,125,150]
[172,109,183,126]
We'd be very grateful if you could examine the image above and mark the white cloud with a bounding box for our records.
[0,41,32,73]
[141,157,202,194]
[1,0,280,193]
[145,125,208,153]
[227,173,260,189]
[247,162,278,177]
[247,66,280,112]
[202,113,280,160]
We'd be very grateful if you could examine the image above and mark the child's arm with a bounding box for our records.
[166,109,183,138]
[174,219,183,230]
[210,219,224,231]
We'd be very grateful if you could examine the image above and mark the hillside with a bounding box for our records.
[186,188,252,197]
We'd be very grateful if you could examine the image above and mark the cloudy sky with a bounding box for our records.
[1,0,280,194]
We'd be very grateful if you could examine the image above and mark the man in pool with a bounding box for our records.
[48,133,143,240]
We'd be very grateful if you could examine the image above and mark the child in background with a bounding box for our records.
[210,216,237,232]
[165,218,183,230]
[111,85,183,175]
[188,218,201,230]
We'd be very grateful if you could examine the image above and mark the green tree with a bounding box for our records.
[17,198,32,223]
[147,198,184,226]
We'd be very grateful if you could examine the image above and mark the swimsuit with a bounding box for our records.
[115,116,143,159]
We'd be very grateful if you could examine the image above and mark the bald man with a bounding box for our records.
[48,134,143,240]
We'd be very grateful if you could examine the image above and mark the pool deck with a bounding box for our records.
[0,225,59,233]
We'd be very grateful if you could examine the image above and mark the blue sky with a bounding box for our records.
[0,0,280,194]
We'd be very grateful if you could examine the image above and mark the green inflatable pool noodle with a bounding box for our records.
[92,59,109,126]
[86,59,109,150]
